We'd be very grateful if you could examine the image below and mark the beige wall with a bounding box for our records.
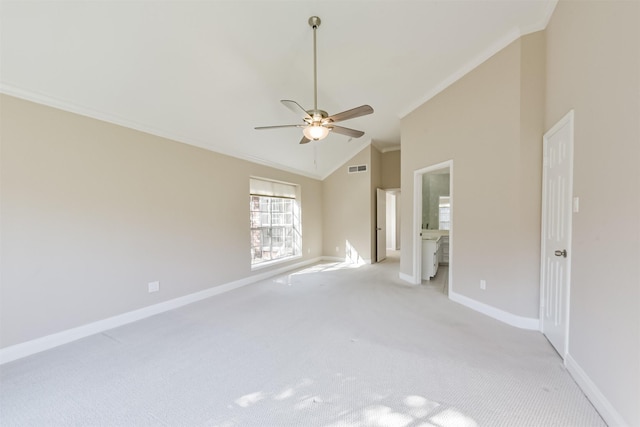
[381,150,401,189]
[517,31,546,303]
[0,94,323,348]
[322,145,377,263]
[401,32,545,319]
[545,1,640,424]
[381,149,402,251]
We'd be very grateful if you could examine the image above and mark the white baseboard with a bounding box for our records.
[449,290,540,330]
[321,256,373,265]
[321,256,345,262]
[399,272,420,285]
[565,353,629,427]
[0,257,323,365]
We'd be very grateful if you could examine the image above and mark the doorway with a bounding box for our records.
[412,160,453,288]
[376,188,387,262]
[376,188,401,263]
[376,188,400,262]
[385,189,401,251]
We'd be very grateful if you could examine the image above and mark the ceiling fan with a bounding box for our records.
[255,16,374,144]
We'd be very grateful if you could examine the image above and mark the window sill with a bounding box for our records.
[251,255,302,271]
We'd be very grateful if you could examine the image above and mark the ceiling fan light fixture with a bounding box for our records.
[303,124,330,141]
[254,16,373,144]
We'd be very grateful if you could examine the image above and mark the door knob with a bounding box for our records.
[554,249,567,258]
[376,227,382,231]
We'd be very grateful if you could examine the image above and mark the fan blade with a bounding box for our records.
[255,124,305,130]
[330,125,365,138]
[299,136,311,144]
[281,100,311,120]
[327,105,373,123]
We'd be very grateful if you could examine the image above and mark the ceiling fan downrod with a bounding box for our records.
[309,16,321,113]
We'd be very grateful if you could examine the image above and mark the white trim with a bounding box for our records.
[399,28,521,119]
[320,256,345,263]
[250,255,303,271]
[385,187,401,194]
[565,353,629,427]
[380,145,401,153]
[321,256,372,265]
[449,290,540,330]
[399,272,419,285]
[0,257,323,365]
[539,0,559,32]
[446,165,453,295]
[397,5,559,120]
[412,170,423,283]
[519,0,559,35]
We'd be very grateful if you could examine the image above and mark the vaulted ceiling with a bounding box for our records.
[1,1,557,179]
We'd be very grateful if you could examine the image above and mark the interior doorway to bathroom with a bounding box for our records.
[413,160,453,290]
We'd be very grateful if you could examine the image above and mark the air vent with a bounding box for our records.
[348,164,368,174]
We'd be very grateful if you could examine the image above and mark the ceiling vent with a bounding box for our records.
[348,164,368,174]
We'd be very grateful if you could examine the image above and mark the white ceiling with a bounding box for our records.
[1,0,556,179]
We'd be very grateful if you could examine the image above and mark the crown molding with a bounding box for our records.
[397,0,558,121]
[0,84,325,181]
[398,26,523,119]
[381,145,401,153]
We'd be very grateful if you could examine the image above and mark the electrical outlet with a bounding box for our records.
[148,281,160,293]
[336,246,339,253]
[308,248,311,254]
[480,280,486,290]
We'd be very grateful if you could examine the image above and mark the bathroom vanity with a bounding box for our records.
[421,230,449,280]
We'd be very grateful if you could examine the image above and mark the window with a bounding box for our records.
[250,178,301,267]
[438,196,451,230]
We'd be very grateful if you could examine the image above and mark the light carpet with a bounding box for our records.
[0,254,605,426]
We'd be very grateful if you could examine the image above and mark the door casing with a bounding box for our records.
[376,188,387,262]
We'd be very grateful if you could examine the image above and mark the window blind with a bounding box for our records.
[250,178,297,199]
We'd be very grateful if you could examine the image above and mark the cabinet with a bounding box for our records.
[422,237,440,280]
[440,236,449,265]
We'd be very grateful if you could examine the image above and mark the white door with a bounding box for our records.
[385,192,396,250]
[540,110,574,358]
[376,188,386,262]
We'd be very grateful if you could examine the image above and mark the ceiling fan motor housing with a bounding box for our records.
[307,110,329,122]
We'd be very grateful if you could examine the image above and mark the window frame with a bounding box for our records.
[249,179,302,269]
[438,196,451,230]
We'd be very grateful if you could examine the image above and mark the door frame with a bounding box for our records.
[539,110,574,358]
[412,160,453,286]
[376,188,387,262]
[385,189,401,251]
